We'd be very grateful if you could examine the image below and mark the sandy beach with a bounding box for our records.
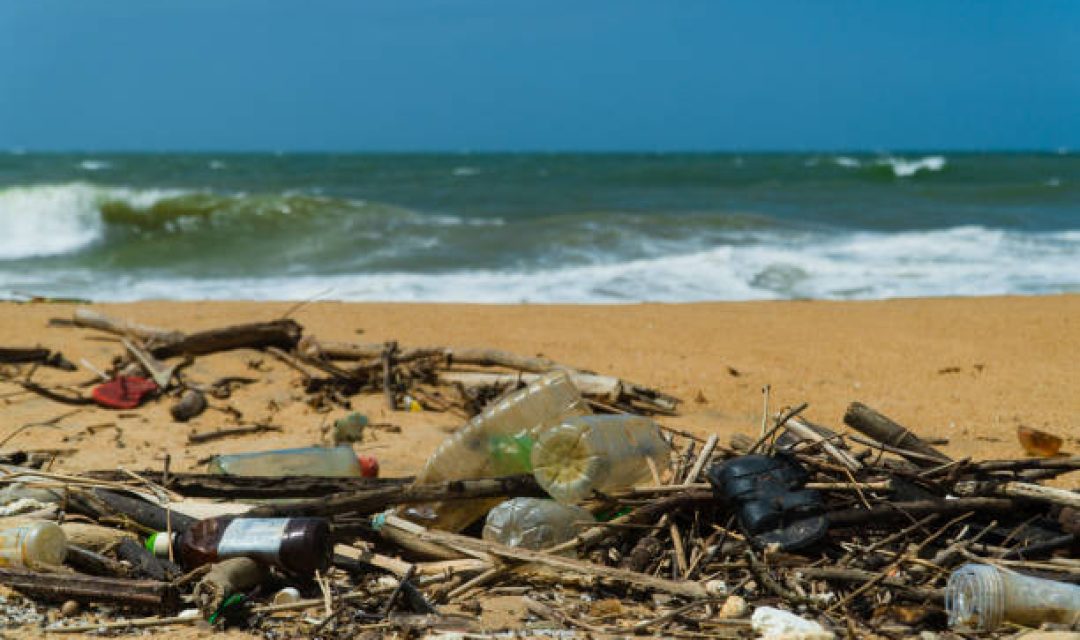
[0,294,1077,636]
[2,295,1078,477]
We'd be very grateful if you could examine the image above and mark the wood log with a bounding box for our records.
[151,319,302,358]
[245,475,547,518]
[952,480,1080,509]
[0,567,174,609]
[80,470,412,499]
[65,544,131,578]
[827,497,1019,526]
[67,308,183,343]
[89,489,197,533]
[844,402,951,466]
[0,347,75,371]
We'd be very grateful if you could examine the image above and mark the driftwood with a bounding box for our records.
[65,544,132,578]
[60,308,302,358]
[122,338,177,388]
[0,567,175,609]
[80,470,412,499]
[438,370,678,414]
[87,489,197,533]
[844,402,951,466]
[952,479,1080,509]
[186,423,280,444]
[298,337,680,413]
[826,497,1020,526]
[65,308,183,344]
[0,347,75,370]
[246,474,547,518]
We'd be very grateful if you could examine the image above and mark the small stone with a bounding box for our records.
[718,595,748,619]
[704,580,728,597]
[60,600,80,617]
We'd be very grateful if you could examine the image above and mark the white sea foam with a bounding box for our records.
[833,156,861,168]
[877,155,946,178]
[78,160,111,171]
[6,225,1075,302]
[0,183,182,260]
[452,166,480,177]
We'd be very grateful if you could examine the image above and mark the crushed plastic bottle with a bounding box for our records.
[751,606,834,640]
[530,414,671,504]
[148,516,331,576]
[482,498,593,552]
[406,370,590,531]
[946,562,1080,631]
[207,445,378,478]
[0,520,67,569]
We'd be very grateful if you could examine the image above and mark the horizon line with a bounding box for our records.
[4,147,1075,156]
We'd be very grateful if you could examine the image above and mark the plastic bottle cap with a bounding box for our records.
[273,587,302,605]
[357,454,379,478]
[145,532,173,558]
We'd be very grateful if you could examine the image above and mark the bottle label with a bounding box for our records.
[217,519,288,563]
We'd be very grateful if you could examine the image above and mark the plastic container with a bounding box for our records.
[207,446,378,478]
[531,414,671,504]
[946,562,1080,631]
[149,516,331,576]
[406,370,590,531]
[482,498,593,552]
[0,520,67,569]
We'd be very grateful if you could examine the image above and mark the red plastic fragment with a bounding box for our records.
[91,376,159,409]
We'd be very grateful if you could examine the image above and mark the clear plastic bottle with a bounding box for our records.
[946,563,1080,631]
[0,520,67,569]
[207,445,378,478]
[531,414,671,504]
[148,516,331,576]
[406,370,590,531]
[482,498,593,553]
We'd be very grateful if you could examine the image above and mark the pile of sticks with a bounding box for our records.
[0,400,1073,637]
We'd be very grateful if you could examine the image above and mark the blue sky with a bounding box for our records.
[1,1,1077,151]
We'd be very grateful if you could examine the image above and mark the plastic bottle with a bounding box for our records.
[482,498,593,553]
[406,370,590,531]
[207,445,378,478]
[148,516,331,576]
[530,414,671,504]
[0,520,67,569]
[946,563,1080,631]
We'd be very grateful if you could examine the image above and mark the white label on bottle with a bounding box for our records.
[217,519,288,563]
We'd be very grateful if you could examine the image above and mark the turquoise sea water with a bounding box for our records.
[0,152,1077,301]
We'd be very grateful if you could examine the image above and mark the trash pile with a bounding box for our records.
[0,308,1077,637]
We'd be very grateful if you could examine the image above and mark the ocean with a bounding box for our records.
[0,152,1077,302]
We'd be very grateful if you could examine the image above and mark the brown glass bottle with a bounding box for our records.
[166,516,330,576]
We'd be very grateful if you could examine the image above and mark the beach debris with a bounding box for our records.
[0,308,1076,637]
[0,347,76,371]
[946,562,1080,631]
[207,445,378,478]
[331,412,368,444]
[752,606,834,639]
[1018,424,1065,457]
[481,497,593,551]
[90,376,158,410]
[170,388,207,422]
